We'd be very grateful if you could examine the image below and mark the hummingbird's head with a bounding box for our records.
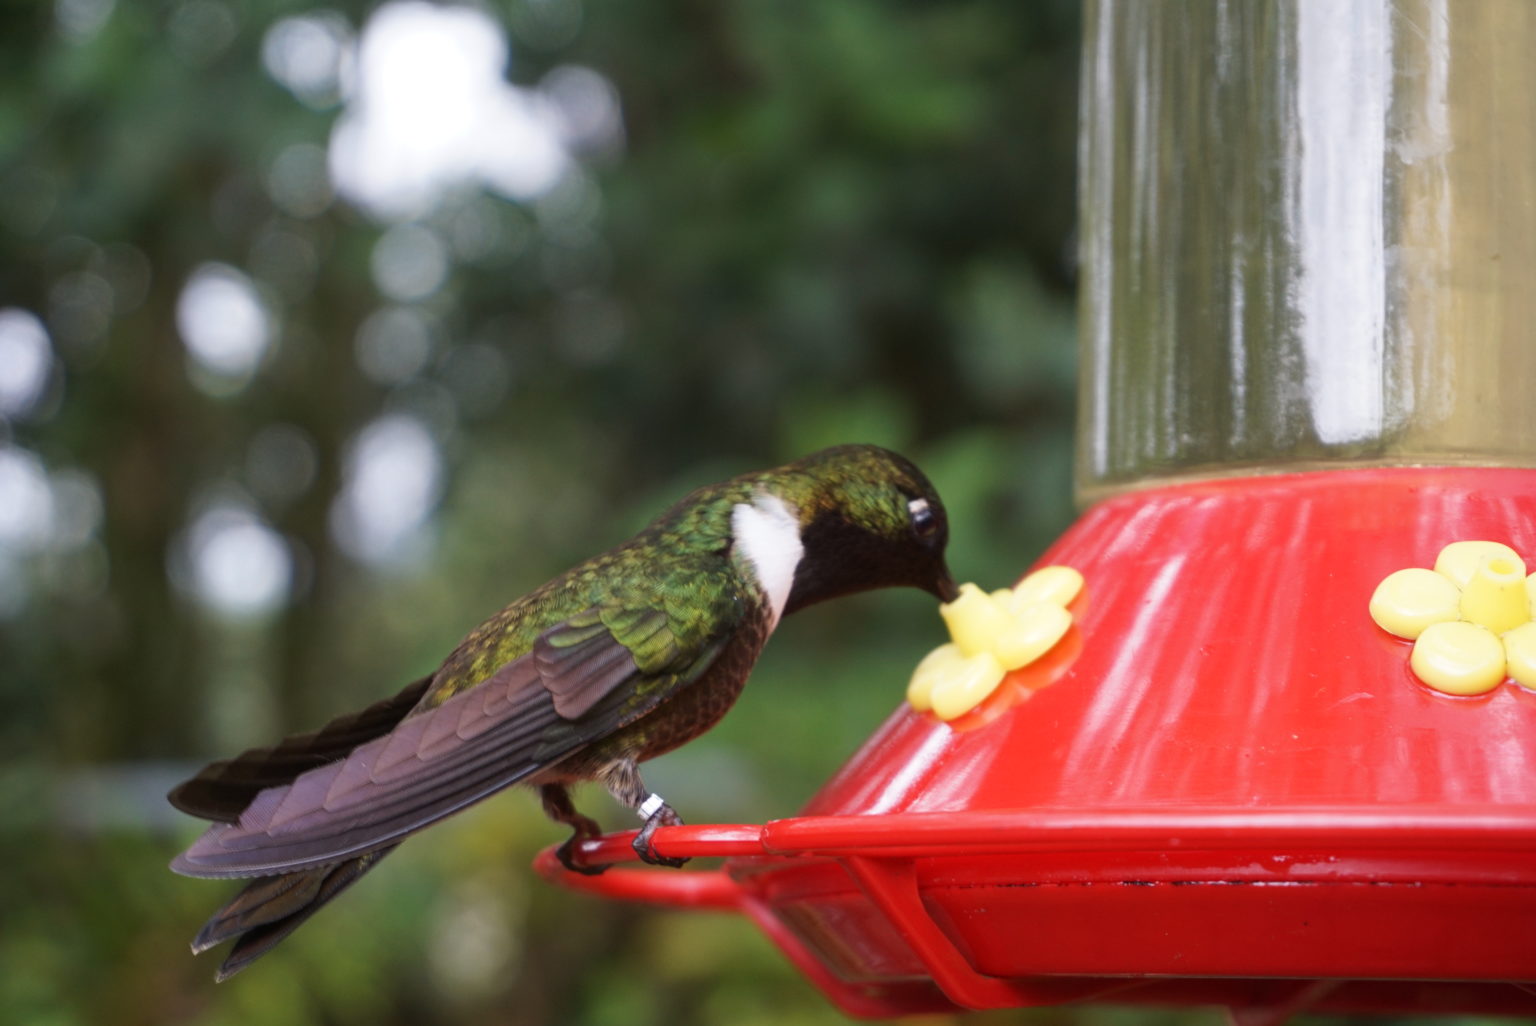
[772,444,958,616]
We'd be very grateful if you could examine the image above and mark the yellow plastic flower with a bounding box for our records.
[908,566,1082,721]
[1370,540,1536,694]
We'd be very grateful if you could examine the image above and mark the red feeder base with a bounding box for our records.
[538,467,1536,1019]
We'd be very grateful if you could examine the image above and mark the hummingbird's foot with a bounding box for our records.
[556,833,609,876]
[633,792,689,869]
[541,783,608,875]
[597,759,690,868]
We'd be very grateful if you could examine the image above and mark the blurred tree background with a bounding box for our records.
[0,0,1093,1023]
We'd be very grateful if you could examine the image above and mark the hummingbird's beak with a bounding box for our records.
[932,565,960,604]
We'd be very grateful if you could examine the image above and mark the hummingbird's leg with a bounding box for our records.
[540,783,608,876]
[633,794,687,868]
[599,758,690,869]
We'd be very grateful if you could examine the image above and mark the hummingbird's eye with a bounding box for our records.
[907,497,937,536]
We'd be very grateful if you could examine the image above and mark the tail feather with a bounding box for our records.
[172,679,427,978]
[170,677,432,822]
[193,846,397,981]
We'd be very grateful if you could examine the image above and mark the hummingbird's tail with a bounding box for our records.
[191,846,397,981]
[170,677,428,978]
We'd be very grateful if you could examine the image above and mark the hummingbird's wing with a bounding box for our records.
[170,596,734,879]
[535,605,687,719]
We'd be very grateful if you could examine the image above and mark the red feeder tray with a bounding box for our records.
[538,467,1536,1018]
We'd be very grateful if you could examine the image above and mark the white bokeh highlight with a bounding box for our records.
[176,263,272,391]
[262,10,353,109]
[330,413,443,566]
[540,64,624,157]
[179,504,293,619]
[0,308,53,419]
[328,1,570,220]
[0,446,55,551]
[371,223,450,302]
[46,467,103,550]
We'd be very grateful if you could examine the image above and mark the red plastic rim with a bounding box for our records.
[539,805,1536,874]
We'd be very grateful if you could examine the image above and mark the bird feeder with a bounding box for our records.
[539,3,1536,1017]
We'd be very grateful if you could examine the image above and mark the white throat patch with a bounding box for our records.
[731,492,804,629]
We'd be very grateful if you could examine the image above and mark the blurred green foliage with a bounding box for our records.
[0,0,1158,1022]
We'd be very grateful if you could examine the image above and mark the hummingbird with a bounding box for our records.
[169,443,957,980]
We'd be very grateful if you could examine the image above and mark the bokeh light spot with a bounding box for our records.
[261,10,353,108]
[267,142,335,219]
[55,0,115,43]
[176,505,293,618]
[47,269,113,350]
[0,447,56,551]
[168,0,240,66]
[328,1,569,220]
[540,65,624,157]
[176,263,272,393]
[330,413,443,567]
[355,305,436,385]
[446,195,529,263]
[46,467,103,550]
[0,309,54,419]
[371,223,450,302]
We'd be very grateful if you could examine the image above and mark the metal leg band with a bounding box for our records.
[637,792,667,820]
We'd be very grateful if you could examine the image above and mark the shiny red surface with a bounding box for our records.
[541,468,1536,1017]
[808,467,1536,819]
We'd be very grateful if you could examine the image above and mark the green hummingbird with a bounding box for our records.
[169,443,956,980]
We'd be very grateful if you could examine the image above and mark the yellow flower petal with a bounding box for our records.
[1434,540,1523,589]
[1369,567,1461,640]
[992,603,1072,670]
[1410,621,1506,695]
[1459,554,1531,635]
[939,583,1012,657]
[1011,565,1084,610]
[1504,623,1536,690]
[907,643,967,712]
[930,651,1007,721]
